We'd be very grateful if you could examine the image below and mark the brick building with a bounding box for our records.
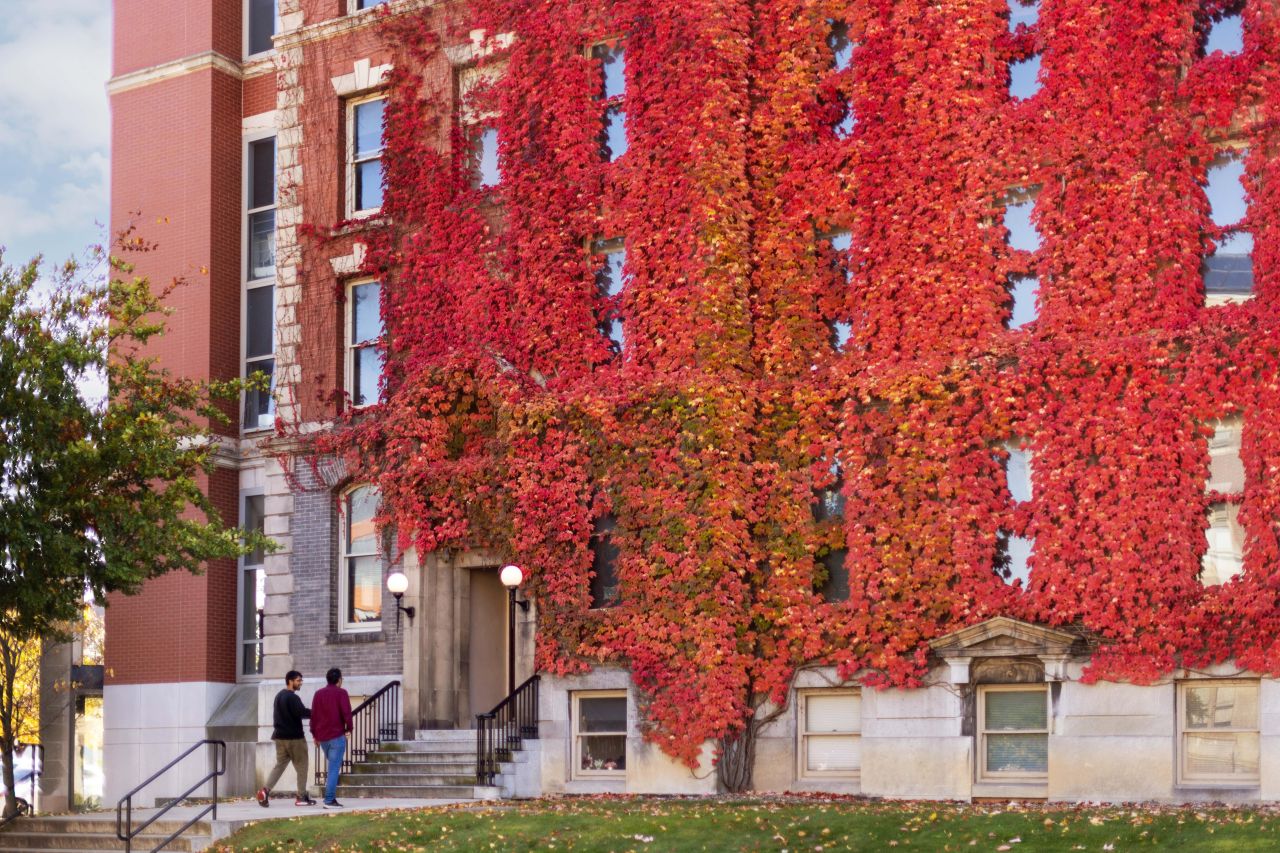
[65,0,1280,808]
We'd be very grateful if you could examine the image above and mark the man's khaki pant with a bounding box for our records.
[264,738,309,798]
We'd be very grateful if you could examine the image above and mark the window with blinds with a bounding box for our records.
[1178,681,1259,784]
[979,685,1049,780]
[798,690,860,779]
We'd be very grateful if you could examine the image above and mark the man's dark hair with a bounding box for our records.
[326,667,342,685]
[285,670,302,683]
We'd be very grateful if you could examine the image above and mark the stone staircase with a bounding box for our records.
[336,730,503,801]
[0,815,211,853]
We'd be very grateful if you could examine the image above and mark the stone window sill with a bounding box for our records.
[327,630,386,645]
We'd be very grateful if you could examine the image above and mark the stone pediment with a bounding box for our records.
[929,617,1080,684]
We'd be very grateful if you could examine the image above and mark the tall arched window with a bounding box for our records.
[340,485,382,631]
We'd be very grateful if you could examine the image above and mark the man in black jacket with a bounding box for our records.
[256,670,316,807]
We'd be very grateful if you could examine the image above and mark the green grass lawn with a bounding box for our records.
[210,797,1280,852]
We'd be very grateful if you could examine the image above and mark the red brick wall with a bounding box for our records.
[114,0,242,74]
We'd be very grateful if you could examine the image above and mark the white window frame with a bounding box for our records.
[244,0,279,60]
[1177,679,1260,786]
[572,690,627,780]
[977,684,1050,783]
[242,129,277,433]
[339,484,383,633]
[345,277,383,409]
[796,688,861,780]
[237,490,267,680]
[346,93,386,219]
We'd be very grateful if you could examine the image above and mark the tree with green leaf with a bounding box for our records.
[0,241,266,817]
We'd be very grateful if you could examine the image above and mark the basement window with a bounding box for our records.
[1178,680,1259,785]
[573,692,627,778]
[978,685,1049,781]
[798,689,861,779]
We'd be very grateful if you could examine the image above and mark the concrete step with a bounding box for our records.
[377,743,478,757]
[0,833,200,852]
[334,784,498,800]
[356,760,476,774]
[343,772,476,786]
[412,730,478,742]
[2,818,209,837]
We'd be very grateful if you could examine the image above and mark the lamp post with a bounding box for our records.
[386,571,415,630]
[499,564,529,696]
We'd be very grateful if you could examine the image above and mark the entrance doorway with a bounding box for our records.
[468,568,508,718]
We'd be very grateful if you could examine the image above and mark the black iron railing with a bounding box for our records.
[314,680,401,786]
[476,674,540,786]
[0,742,43,828]
[115,739,225,853]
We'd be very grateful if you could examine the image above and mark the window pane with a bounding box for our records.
[355,159,383,212]
[244,494,265,565]
[834,103,856,138]
[246,285,274,359]
[1186,732,1259,777]
[353,345,384,407]
[249,138,276,210]
[986,689,1047,730]
[357,0,389,8]
[1206,156,1248,228]
[593,42,626,100]
[595,245,627,297]
[354,99,384,159]
[1008,0,1039,31]
[346,487,379,553]
[589,514,620,608]
[248,0,276,55]
[241,567,265,675]
[806,735,860,772]
[1004,198,1041,252]
[1007,275,1039,329]
[580,696,627,733]
[1205,13,1244,57]
[830,320,852,350]
[581,735,626,771]
[827,21,853,71]
[996,531,1033,585]
[1185,683,1259,730]
[346,555,382,624]
[1009,54,1042,100]
[1207,421,1245,494]
[814,461,845,521]
[352,281,382,344]
[602,105,627,161]
[818,548,849,602]
[828,231,852,254]
[1203,241,1254,296]
[1202,502,1244,586]
[472,127,500,188]
[987,733,1048,774]
[243,359,275,428]
[1006,442,1032,503]
[248,209,276,280]
[805,693,859,733]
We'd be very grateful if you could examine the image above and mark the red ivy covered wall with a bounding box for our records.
[317,0,1280,766]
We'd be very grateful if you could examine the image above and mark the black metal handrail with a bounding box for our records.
[0,742,43,828]
[314,680,401,786]
[115,739,225,853]
[476,674,540,786]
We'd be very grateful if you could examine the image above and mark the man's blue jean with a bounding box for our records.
[320,736,347,803]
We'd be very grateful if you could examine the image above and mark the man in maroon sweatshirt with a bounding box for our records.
[311,667,354,808]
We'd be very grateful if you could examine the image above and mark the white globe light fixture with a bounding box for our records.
[500,564,524,589]
[386,570,414,628]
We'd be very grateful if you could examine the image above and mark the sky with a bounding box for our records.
[0,1,111,276]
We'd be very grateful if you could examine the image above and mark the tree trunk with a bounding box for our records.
[1,641,19,819]
[717,722,757,793]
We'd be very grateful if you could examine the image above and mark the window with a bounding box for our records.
[352,0,389,11]
[814,459,849,601]
[573,691,627,777]
[1007,276,1039,330]
[247,0,276,57]
[827,21,853,71]
[1203,11,1245,57]
[471,126,501,189]
[341,486,382,631]
[1005,439,1032,504]
[592,238,627,353]
[244,135,276,431]
[1004,189,1040,328]
[1203,419,1244,586]
[247,137,276,281]
[593,41,627,161]
[589,514,620,608]
[823,231,853,349]
[798,690,860,778]
[1009,53,1042,100]
[347,280,384,407]
[240,494,266,676]
[996,531,1033,586]
[1203,150,1253,302]
[1178,680,1259,784]
[347,96,385,217]
[1007,0,1039,31]
[978,685,1049,781]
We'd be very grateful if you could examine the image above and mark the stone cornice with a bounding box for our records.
[107,51,243,96]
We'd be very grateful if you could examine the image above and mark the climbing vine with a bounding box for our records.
[312,0,1280,778]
